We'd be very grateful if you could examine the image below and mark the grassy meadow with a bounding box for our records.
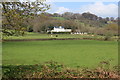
[2,32,102,39]
[3,40,118,69]
[2,2,119,78]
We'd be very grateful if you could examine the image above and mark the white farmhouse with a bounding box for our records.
[47,26,72,34]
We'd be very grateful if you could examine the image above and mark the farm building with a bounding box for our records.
[47,26,72,34]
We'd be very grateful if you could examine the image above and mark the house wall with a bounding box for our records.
[47,26,72,34]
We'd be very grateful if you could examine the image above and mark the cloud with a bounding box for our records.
[45,0,118,2]
[47,2,118,17]
[79,2,118,17]
[47,3,70,14]
[55,7,70,14]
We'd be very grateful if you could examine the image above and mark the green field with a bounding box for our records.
[3,32,118,41]
[3,40,118,69]
[3,32,105,40]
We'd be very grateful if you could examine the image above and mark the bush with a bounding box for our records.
[2,61,119,79]
[104,31,113,41]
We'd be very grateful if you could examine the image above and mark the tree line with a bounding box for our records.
[1,1,118,37]
[30,12,118,36]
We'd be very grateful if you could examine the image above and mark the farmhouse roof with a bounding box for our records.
[54,26,64,28]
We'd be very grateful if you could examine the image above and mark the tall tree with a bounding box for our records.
[82,12,98,20]
[2,0,50,36]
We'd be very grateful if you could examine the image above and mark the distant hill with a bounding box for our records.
[52,17,66,20]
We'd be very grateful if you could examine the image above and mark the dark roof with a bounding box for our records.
[54,26,64,28]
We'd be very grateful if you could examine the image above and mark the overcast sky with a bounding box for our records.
[18,0,119,18]
[19,0,119,2]
[46,2,118,18]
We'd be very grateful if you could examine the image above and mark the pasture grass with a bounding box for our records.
[3,32,104,40]
[2,40,118,69]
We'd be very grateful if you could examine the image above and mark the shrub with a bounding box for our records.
[2,61,119,79]
[104,31,113,41]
